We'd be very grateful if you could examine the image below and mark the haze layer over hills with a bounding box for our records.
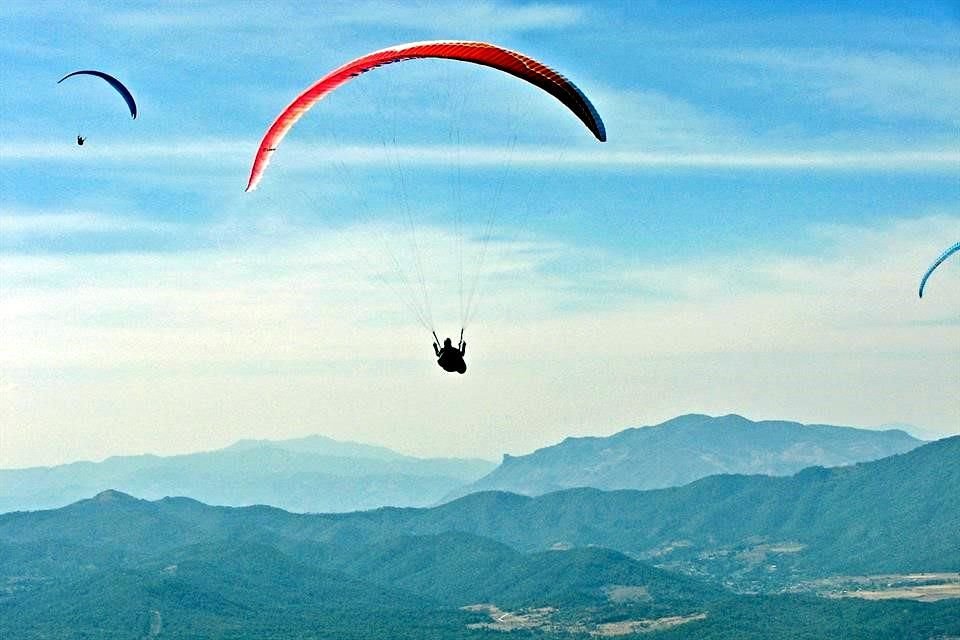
[1,437,957,639]
[450,413,922,499]
[0,434,494,514]
[1,414,922,516]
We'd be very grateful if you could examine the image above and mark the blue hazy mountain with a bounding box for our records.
[0,434,494,514]
[448,413,922,499]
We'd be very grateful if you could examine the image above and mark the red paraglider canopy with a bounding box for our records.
[245,40,606,192]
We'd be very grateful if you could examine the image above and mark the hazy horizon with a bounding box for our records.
[0,411,945,471]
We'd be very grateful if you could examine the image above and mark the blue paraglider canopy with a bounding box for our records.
[919,241,960,298]
[58,70,138,119]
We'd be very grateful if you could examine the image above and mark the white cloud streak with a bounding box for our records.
[326,1,585,32]
[104,1,584,33]
[2,140,957,172]
[0,210,176,236]
[722,48,960,124]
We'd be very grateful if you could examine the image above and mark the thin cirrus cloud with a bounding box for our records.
[2,140,958,173]
[721,47,960,124]
[326,1,585,31]
[0,210,176,236]
[102,1,583,33]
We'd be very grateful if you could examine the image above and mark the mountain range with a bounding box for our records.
[450,413,923,499]
[1,436,957,638]
[0,434,495,514]
[2,414,923,517]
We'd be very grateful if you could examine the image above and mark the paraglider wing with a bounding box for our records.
[58,70,138,119]
[919,241,960,298]
[245,40,606,192]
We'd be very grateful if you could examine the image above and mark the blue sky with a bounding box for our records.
[1,1,958,468]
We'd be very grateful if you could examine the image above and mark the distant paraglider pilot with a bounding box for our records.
[433,335,466,374]
[77,135,85,146]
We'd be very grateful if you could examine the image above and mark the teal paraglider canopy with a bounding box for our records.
[58,70,138,119]
[919,241,960,298]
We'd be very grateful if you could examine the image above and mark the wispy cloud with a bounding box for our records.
[0,140,247,162]
[722,48,960,124]
[0,210,176,236]
[104,0,584,33]
[3,140,957,172]
[342,1,585,32]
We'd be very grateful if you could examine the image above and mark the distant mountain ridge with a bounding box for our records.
[0,434,495,514]
[448,413,922,499]
[1,414,926,515]
[222,433,407,460]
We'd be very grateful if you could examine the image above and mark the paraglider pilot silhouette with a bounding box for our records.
[433,331,466,374]
[77,135,85,146]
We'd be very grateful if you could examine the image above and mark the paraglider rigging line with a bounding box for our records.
[353,77,438,333]
[462,131,521,328]
[276,127,435,334]
[332,152,436,333]
[390,131,436,331]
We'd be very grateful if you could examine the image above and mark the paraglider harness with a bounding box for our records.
[433,329,467,374]
[77,135,85,146]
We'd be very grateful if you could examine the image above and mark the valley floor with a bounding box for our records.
[792,573,960,603]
